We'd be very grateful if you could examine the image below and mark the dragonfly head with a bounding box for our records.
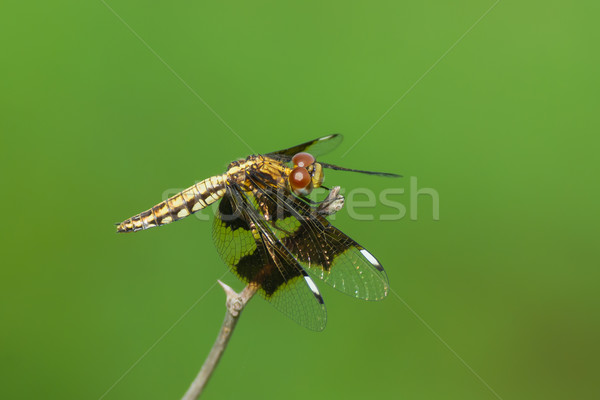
[289,152,324,195]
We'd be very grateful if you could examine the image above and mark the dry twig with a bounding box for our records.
[181,281,257,399]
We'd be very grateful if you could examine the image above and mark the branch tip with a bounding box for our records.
[182,282,256,400]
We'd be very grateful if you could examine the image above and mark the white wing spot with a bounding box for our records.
[304,276,320,296]
[360,249,380,267]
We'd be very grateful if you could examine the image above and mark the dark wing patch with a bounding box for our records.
[212,187,327,331]
[248,174,389,301]
[266,134,343,161]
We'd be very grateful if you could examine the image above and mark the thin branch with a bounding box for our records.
[181,281,257,400]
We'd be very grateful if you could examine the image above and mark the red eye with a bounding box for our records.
[289,166,311,191]
[292,152,315,168]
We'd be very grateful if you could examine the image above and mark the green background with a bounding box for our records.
[1,1,598,399]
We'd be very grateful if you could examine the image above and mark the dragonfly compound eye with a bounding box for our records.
[292,152,315,168]
[289,166,312,194]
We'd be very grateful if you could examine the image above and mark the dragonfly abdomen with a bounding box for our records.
[117,175,227,233]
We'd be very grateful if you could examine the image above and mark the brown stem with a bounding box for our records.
[181,281,257,400]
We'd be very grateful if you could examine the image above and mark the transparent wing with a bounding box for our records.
[212,187,327,331]
[266,134,343,161]
[248,174,389,301]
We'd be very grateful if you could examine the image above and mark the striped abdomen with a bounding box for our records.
[117,175,227,233]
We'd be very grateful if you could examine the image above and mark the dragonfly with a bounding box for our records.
[117,134,400,331]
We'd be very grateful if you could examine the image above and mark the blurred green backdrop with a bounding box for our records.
[1,1,598,399]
